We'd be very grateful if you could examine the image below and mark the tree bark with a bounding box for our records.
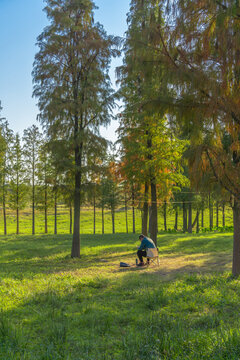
[54,191,57,235]
[216,201,219,228]
[44,185,48,234]
[132,188,135,234]
[164,200,167,231]
[111,208,115,234]
[209,193,213,230]
[70,205,72,235]
[196,211,199,233]
[102,205,104,234]
[202,208,204,228]
[188,203,192,233]
[150,180,158,245]
[125,193,128,234]
[183,201,187,232]
[142,182,149,235]
[232,198,240,276]
[71,139,82,258]
[174,207,178,230]
[32,180,35,236]
[93,188,96,235]
[222,203,225,227]
[16,176,19,235]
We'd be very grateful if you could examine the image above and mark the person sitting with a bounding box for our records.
[137,234,156,267]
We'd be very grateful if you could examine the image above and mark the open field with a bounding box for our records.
[1,231,240,359]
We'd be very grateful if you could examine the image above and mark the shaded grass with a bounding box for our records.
[0,231,239,359]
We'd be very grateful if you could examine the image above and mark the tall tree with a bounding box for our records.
[33,0,119,257]
[9,133,27,234]
[23,125,42,235]
[0,120,13,235]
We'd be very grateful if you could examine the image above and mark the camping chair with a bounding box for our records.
[146,248,160,266]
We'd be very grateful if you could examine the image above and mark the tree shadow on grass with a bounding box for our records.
[1,264,239,360]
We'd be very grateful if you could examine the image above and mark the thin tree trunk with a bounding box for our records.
[192,211,198,229]
[232,198,240,276]
[150,180,157,245]
[125,193,128,234]
[44,185,48,234]
[16,176,19,235]
[202,208,204,228]
[174,207,178,230]
[222,203,225,227]
[70,205,72,235]
[142,182,149,235]
[209,193,213,230]
[216,201,219,228]
[102,205,104,234]
[132,188,135,234]
[188,203,192,233]
[71,139,82,258]
[54,191,57,235]
[111,208,115,234]
[196,211,200,233]
[183,201,187,232]
[93,189,96,235]
[164,200,167,231]
[32,182,35,235]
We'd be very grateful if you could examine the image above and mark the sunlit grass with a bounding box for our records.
[0,231,239,359]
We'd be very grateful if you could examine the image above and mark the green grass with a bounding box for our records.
[1,231,240,359]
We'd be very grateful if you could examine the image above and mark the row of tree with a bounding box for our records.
[116,0,240,275]
[1,0,239,275]
[0,112,232,237]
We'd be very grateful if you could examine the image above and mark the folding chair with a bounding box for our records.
[146,248,160,266]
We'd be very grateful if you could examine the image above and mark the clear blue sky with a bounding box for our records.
[0,0,130,141]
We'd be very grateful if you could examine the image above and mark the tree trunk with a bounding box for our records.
[188,203,192,233]
[32,182,35,235]
[150,180,158,245]
[111,208,115,234]
[54,191,57,235]
[196,211,199,233]
[183,201,187,232]
[71,140,82,258]
[16,178,19,235]
[142,182,149,235]
[102,205,104,234]
[93,189,96,235]
[164,200,167,231]
[202,208,204,228]
[216,201,219,228]
[209,193,213,230]
[132,188,135,234]
[192,211,199,229]
[174,207,178,230]
[70,205,72,235]
[232,198,240,276]
[125,193,128,234]
[222,203,225,227]
[44,185,48,234]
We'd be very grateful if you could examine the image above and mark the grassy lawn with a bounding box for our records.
[1,231,240,359]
